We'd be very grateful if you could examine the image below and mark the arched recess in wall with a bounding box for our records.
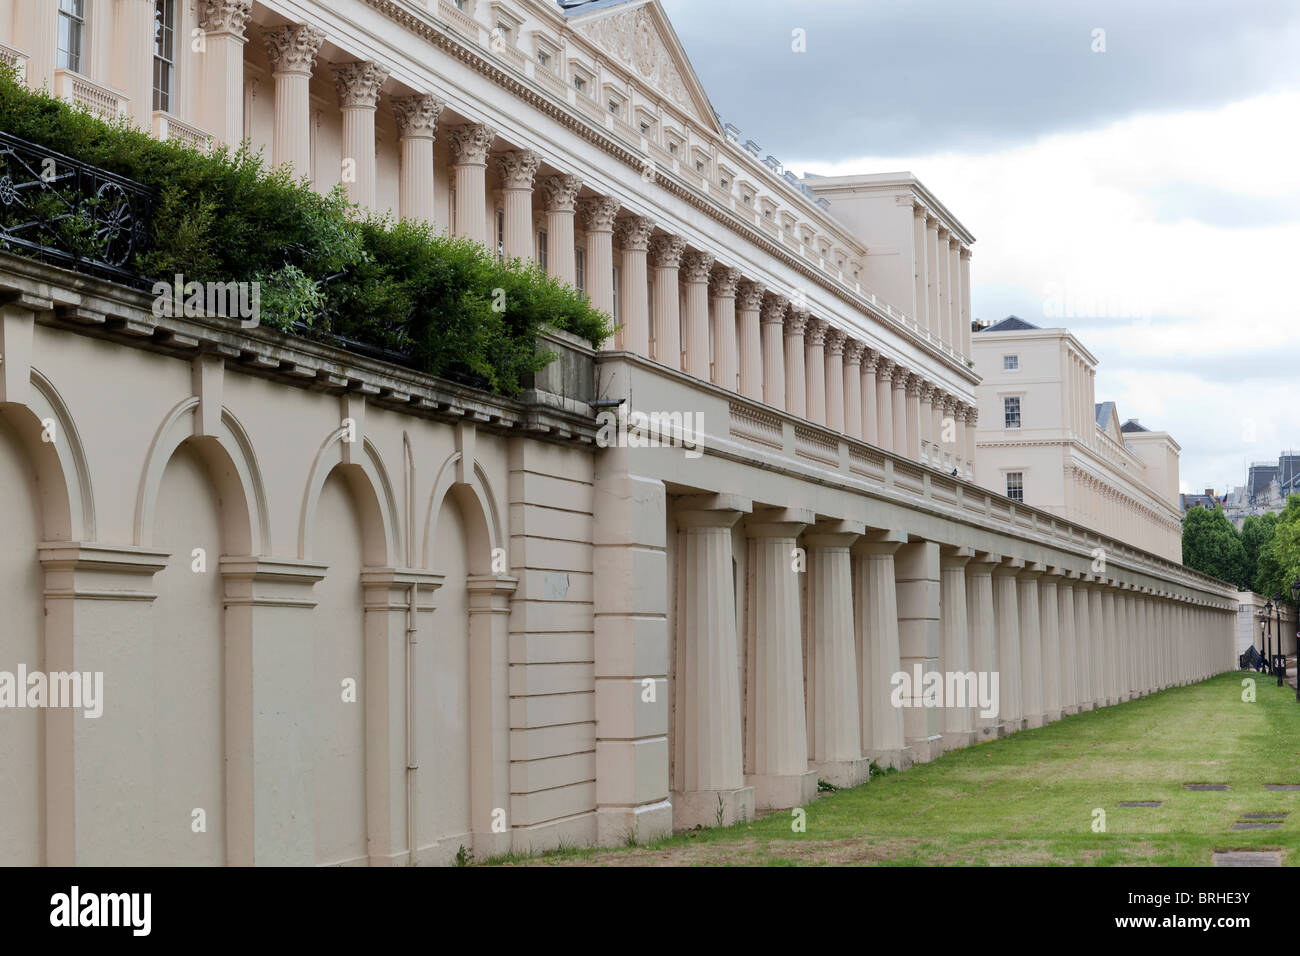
[298,432,401,567]
[0,369,92,865]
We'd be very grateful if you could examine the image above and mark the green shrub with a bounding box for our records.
[0,65,610,396]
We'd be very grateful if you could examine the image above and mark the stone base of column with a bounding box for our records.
[1104,696,1119,707]
[867,747,914,771]
[1024,713,1045,729]
[975,724,999,744]
[1061,704,1079,716]
[905,734,945,764]
[998,718,1027,736]
[746,770,818,810]
[812,757,872,789]
[596,800,673,847]
[1043,709,1062,723]
[672,787,755,830]
[1078,701,1096,712]
[940,730,977,753]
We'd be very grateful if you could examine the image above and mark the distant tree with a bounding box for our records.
[1242,512,1280,590]
[1260,495,1300,602]
[1181,505,1246,586]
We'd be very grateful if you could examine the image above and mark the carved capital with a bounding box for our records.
[905,374,922,396]
[262,24,325,75]
[967,408,979,426]
[541,175,583,213]
[784,308,809,338]
[892,367,911,390]
[579,196,620,232]
[919,381,936,402]
[711,265,741,299]
[877,358,896,381]
[447,124,497,166]
[761,293,789,325]
[863,350,881,374]
[823,327,845,356]
[680,250,715,283]
[198,0,253,36]
[805,317,828,347]
[496,150,541,190]
[392,94,444,139]
[843,339,866,365]
[615,216,656,252]
[736,280,766,312]
[649,234,686,269]
[333,61,389,110]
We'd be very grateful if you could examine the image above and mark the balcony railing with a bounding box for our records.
[54,70,126,121]
[153,112,212,153]
[0,130,152,288]
[0,41,27,83]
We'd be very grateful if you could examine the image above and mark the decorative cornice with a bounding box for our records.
[392,94,444,139]
[615,216,656,252]
[496,149,541,190]
[649,234,686,269]
[711,265,741,299]
[333,60,390,109]
[198,0,253,36]
[542,174,583,213]
[680,250,715,283]
[579,196,620,232]
[262,24,325,75]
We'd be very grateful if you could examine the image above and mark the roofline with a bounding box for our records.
[970,326,1099,366]
[801,172,976,246]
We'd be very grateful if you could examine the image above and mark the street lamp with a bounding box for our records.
[1264,600,1274,673]
[1260,616,1268,672]
[1276,596,1286,686]
[1291,578,1300,700]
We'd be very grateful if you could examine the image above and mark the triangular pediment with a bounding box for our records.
[568,0,722,134]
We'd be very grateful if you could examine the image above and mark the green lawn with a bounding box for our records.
[495,671,1300,866]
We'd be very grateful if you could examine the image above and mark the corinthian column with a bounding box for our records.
[710,266,741,392]
[854,535,911,768]
[197,0,253,148]
[649,236,684,369]
[900,373,918,459]
[876,360,896,453]
[448,124,497,246]
[745,513,818,809]
[783,308,809,419]
[615,217,655,355]
[673,501,753,828]
[680,250,715,380]
[495,150,541,262]
[760,294,788,410]
[805,524,869,787]
[542,175,583,286]
[964,408,978,478]
[333,61,390,210]
[580,197,620,322]
[824,328,846,433]
[736,280,765,401]
[919,383,935,464]
[392,95,443,224]
[861,353,880,446]
[843,340,864,440]
[263,23,326,177]
[804,318,828,426]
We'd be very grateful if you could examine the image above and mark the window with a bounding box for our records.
[720,177,730,189]
[495,23,512,44]
[695,161,704,173]
[57,0,85,73]
[1006,472,1024,503]
[537,229,547,271]
[1003,354,1019,371]
[742,192,753,207]
[668,142,678,155]
[612,265,620,321]
[496,208,505,263]
[640,121,650,135]
[575,248,586,291]
[153,0,175,113]
[608,98,621,116]
[1003,395,1021,429]
[573,75,587,94]
[536,50,550,69]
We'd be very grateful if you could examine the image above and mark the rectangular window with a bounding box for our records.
[573,76,586,94]
[1006,472,1024,503]
[153,0,175,113]
[537,229,547,271]
[1003,396,1021,429]
[575,248,586,292]
[496,208,505,263]
[537,51,550,69]
[57,0,86,74]
[1003,354,1019,371]
[612,265,620,321]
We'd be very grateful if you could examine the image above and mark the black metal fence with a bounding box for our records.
[0,130,152,287]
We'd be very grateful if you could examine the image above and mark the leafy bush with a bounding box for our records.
[0,65,611,396]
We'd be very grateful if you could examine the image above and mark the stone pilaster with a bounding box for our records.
[465,574,518,858]
[895,540,942,761]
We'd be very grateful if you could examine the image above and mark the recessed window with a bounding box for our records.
[1003,395,1021,429]
[537,228,548,271]
[153,0,175,112]
[639,121,650,135]
[496,208,505,263]
[574,76,587,94]
[537,50,550,68]
[742,192,753,206]
[668,142,678,155]
[1006,472,1024,503]
[575,247,586,291]
[695,161,704,173]
[720,177,730,189]
[454,0,467,8]
[608,98,622,116]
[57,0,85,73]
[1003,354,1019,371]
[494,24,512,44]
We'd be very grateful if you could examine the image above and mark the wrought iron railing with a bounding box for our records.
[0,130,152,287]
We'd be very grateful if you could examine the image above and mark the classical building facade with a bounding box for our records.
[972,317,1183,562]
[0,0,1235,867]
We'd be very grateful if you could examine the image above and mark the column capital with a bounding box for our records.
[737,279,766,312]
[448,123,497,166]
[199,0,253,37]
[615,216,656,251]
[805,317,827,346]
[875,357,896,380]
[897,369,916,392]
[680,250,715,283]
[967,407,979,426]
[495,149,541,190]
[761,293,789,325]
[579,196,621,233]
[262,23,326,76]
[843,338,866,365]
[939,544,975,570]
[675,493,752,527]
[784,307,809,337]
[541,174,583,213]
[823,327,845,355]
[948,234,962,250]
[711,265,741,298]
[649,234,686,269]
[392,94,444,139]
[961,247,973,260]
[333,61,390,109]
[919,381,936,402]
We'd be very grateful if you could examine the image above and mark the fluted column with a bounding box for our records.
[737,281,765,401]
[263,24,326,177]
[854,535,911,768]
[1103,587,1119,705]
[824,329,846,433]
[1018,567,1044,728]
[615,217,655,355]
[393,95,443,224]
[674,502,753,828]
[926,216,941,337]
[918,383,935,464]
[542,175,583,286]
[966,554,999,740]
[1075,580,1094,709]
[495,150,541,262]
[934,227,949,343]
[912,205,929,330]
[964,408,978,478]
[904,374,923,461]
[1040,570,1062,722]
[448,124,497,246]
[334,61,389,209]
[805,524,869,787]
[1058,578,1078,714]
[197,0,253,148]
[680,250,714,379]
[932,393,947,469]
[960,249,973,358]
[804,319,828,426]
[937,396,957,471]
[947,235,962,348]
[940,548,975,749]
[843,340,864,440]
[783,308,809,419]
[649,235,684,369]
[861,352,879,446]
[1089,585,1106,706]
[710,266,741,392]
[891,368,909,455]
[745,514,817,809]
[580,197,619,324]
[760,294,788,409]
[993,562,1024,733]
[876,360,895,452]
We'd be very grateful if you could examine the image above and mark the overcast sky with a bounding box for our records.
[660,0,1300,495]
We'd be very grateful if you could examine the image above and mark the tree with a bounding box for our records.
[1260,495,1300,602]
[1181,504,1246,587]
[1241,513,1279,590]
